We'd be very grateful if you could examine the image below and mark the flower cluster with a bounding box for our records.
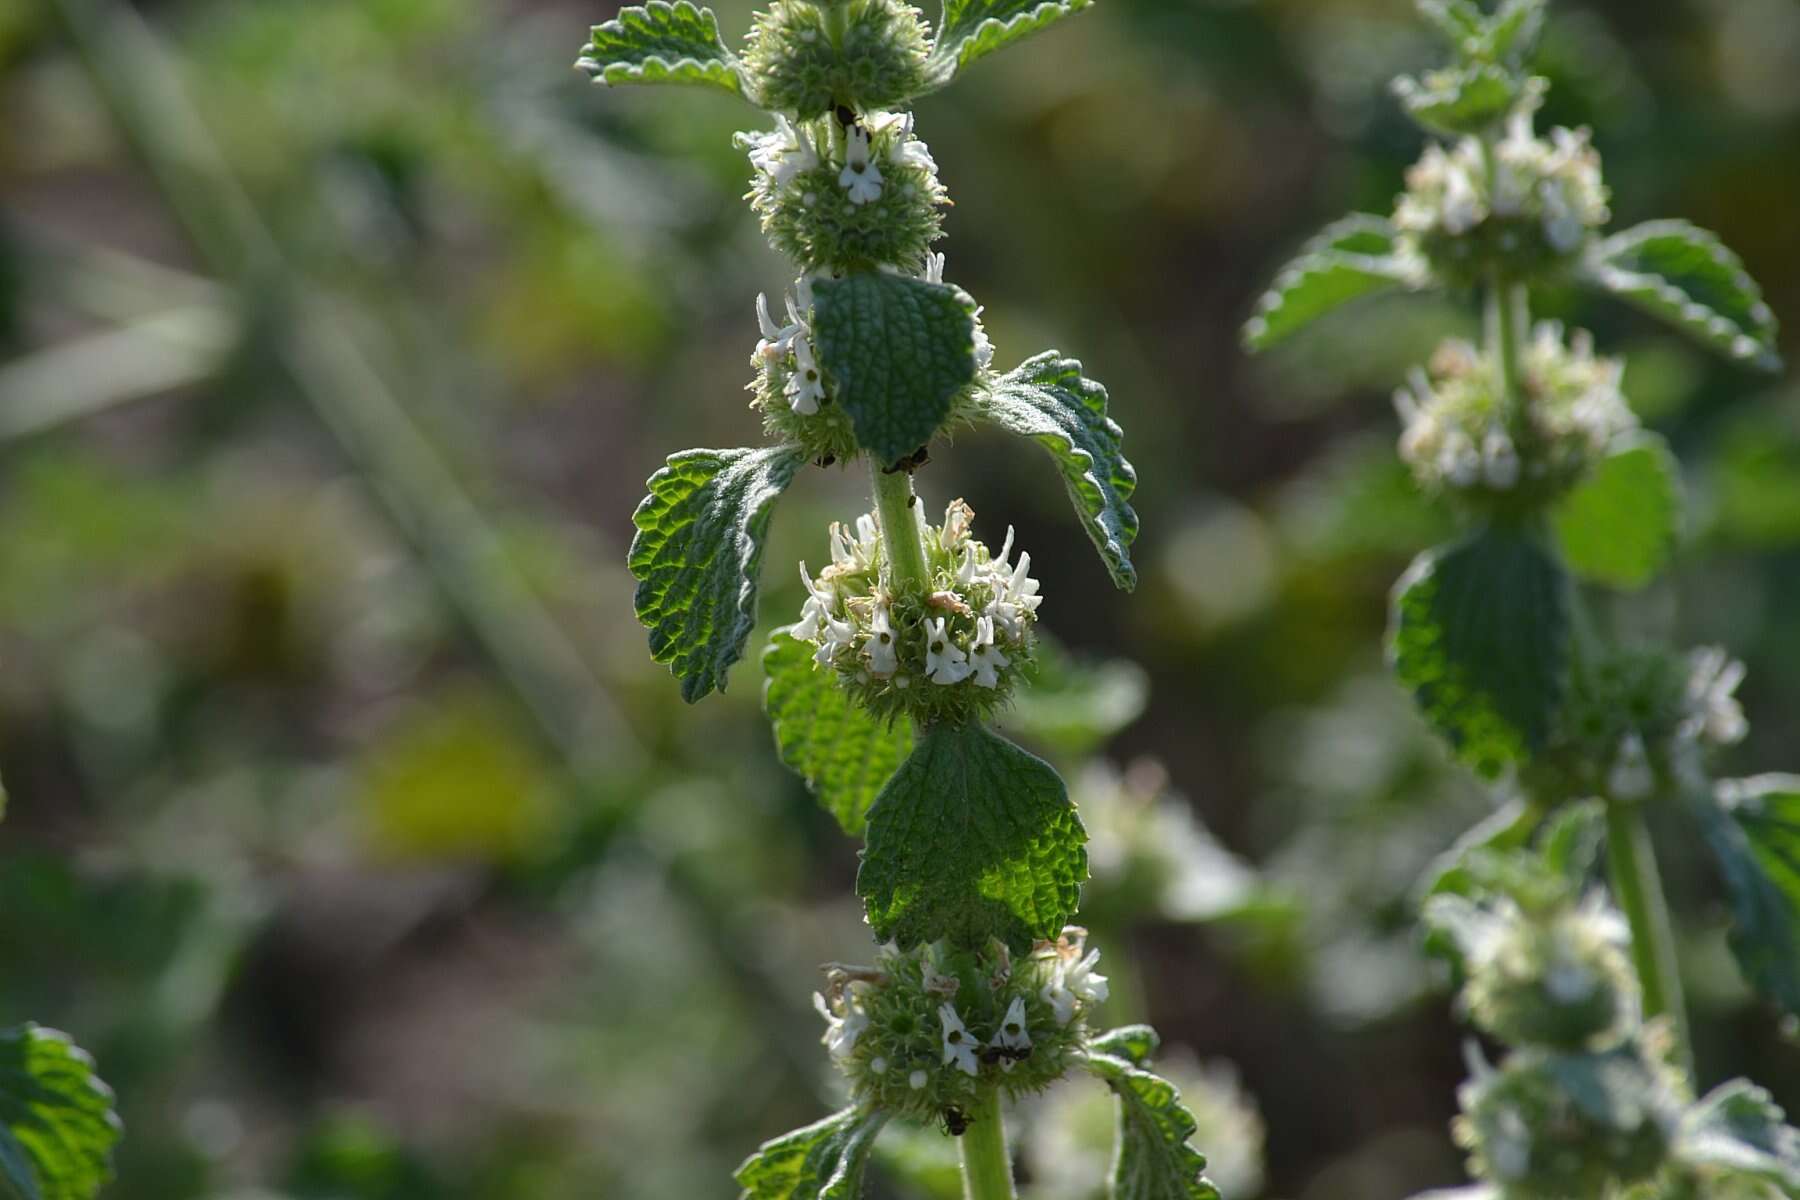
[740,110,947,272]
[1394,322,1634,505]
[789,498,1040,725]
[811,932,1106,1126]
[1525,644,1750,805]
[1459,898,1637,1051]
[1394,109,1610,285]
[742,0,930,120]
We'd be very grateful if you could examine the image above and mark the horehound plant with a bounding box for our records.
[582,2,1218,1197]
[1247,2,1800,1198]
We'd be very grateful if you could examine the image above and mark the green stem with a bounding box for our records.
[872,461,931,592]
[958,1084,1015,1200]
[1604,798,1692,1076]
[1486,275,1526,424]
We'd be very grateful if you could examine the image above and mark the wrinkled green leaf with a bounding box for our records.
[1389,525,1570,778]
[1394,63,1524,136]
[975,351,1140,590]
[1585,220,1782,372]
[857,722,1086,952]
[924,0,1092,86]
[630,445,807,702]
[1676,1079,1800,1195]
[1085,1049,1221,1200]
[1702,776,1800,1016]
[1478,0,1546,63]
[1416,0,1485,45]
[1086,1025,1159,1068]
[736,1107,889,1200]
[1244,216,1417,351]
[0,1025,120,1200]
[811,273,976,467]
[763,629,912,835]
[576,1,744,94]
[1553,433,1682,590]
[1418,797,1542,900]
[1009,638,1148,758]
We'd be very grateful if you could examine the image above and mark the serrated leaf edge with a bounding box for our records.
[576,0,746,95]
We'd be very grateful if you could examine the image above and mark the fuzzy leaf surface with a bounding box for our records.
[857,722,1085,952]
[975,351,1140,590]
[811,273,976,467]
[1676,1079,1800,1195]
[1703,776,1800,1016]
[1552,433,1682,590]
[1243,215,1416,351]
[576,1,743,94]
[763,629,912,835]
[1085,1050,1221,1200]
[1389,525,1570,778]
[735,1107,888,1200]
[1394,63,1521,136]
[630,445,806,702]
[1585,220,1782,371]
[0,1025,120,1200]
[1086,1025,1160,1068]
[925,0,1092,85]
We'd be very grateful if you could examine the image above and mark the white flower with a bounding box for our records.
[1607,733,1655,801]
[816,613,859,668]
[1482,429,1520,489]
[987,552,1043,641]
[814,990,868,1061]
[744,116,819,191]
[1041,932,1109,1026]
[991,995,1031,1052]
[972,311,995,371]
[864,601,899,677]
[1440,159,1483,234]
[924,616,972,685]
[786,334,827,415]
[839,127,884,205]
[968,616,1010,689]
[793,562,835,640]
[1684,647,1748,746]
[755,292,803,364]
[920,251,946,284]
[939,1002,980,1076]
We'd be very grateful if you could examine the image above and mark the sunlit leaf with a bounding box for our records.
[735,1107,888,1200]
[924,0,1092,87]
[1389,525,1570,778]
[1244,216,1419,352]
[1584,220,1782,372]
[1085,1045,1221,1200]
[811,273,976,467]
[975,351,1140,590]
[630,445,807,702]
[576,1,744,95]
[763,628,912,835]
[1552,433,1682,590]
[0,1025,120,1200]
[1394,63,1523,136]
[1676,1079,1800,1196]
[857,722,1085,952]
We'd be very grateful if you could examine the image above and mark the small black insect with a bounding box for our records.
[814,454,836,469]
[941,1106,971,1137]
[835,104,859,129]
[976,1045,1007,1067]
[881,445,932,475]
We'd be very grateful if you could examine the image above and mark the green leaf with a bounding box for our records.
[1415,0,1486,46]
[1584,220,1782,372]
[1552,434,1682,590]
[1243,216,1418,352]
[924,0,1092,87]
[576,1,744,95]
[1676,1079,1800,1196]
[735,1107,889,1200]
[1086,1025,1160,1068]
[856,722,1086,952]
[1388,525,1571,779]
[1085,1050,1221,1200]
[1702,775,1800,1016]
[1417,796,1542,900]
[974,352,1141,591]
[1394,63,1524,136]
[763,629,913,835]
[1477,0,1546,63]
[811,273,976,467]
[630,445,807,703]
[0,1025,121,1200]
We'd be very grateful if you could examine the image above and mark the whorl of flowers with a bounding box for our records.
[812,931,1107,1124]
[1525,644,1750,804]
[1460,898,1638,1052]
[739,109,948,273]
[1394,322,1634,505]
[789,498,1040,726]
[1395,108,1610,285]
[742,0,930,120]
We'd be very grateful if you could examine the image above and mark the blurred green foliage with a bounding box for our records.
[1,0,1797,1197]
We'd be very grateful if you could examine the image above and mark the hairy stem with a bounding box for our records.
[872,461,931,592]
[959,1084,1016,1200]
[1605,798,1692,1076]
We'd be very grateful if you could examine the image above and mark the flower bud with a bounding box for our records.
[1463,901,1638,1051]
[743,0,930,120]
